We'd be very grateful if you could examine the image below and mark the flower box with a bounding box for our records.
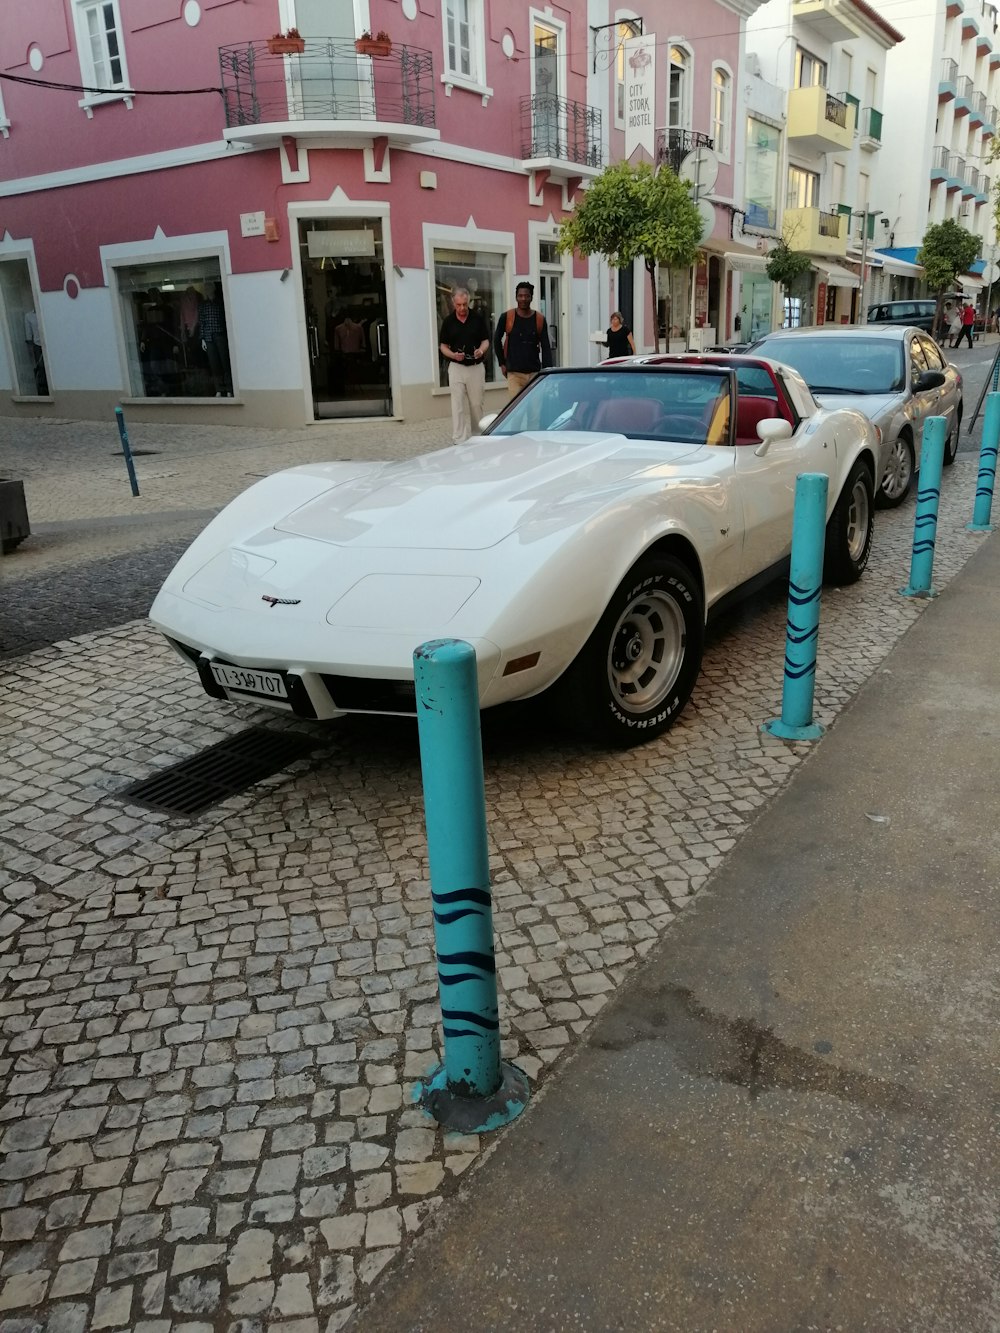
[355,37,392,57]
[267,36,305,55]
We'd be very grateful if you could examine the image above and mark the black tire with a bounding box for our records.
[943,408,961,466]
[557,554,704,747]
[877,432,914,508]
[824,459,874,586]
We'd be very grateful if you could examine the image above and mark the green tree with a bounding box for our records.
[557,160,704,352]
[917,219,981,337]
[766,238,812,328]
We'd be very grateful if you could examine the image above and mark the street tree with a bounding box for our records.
[557,160,703,352]
[917,219,981,337]
[766,238,812,329]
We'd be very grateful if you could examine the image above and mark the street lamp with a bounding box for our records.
[853,209,882,325]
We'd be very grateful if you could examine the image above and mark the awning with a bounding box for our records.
[959,274,984,291]
[874,255,924,277]
[724,252,770,274]
[813,262,861,289]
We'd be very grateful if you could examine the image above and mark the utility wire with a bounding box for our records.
[0,71,223,97]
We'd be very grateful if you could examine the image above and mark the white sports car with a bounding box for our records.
[149,357,879,746]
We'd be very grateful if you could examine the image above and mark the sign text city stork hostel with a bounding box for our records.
[624,35,656,159]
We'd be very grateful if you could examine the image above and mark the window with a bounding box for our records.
[712,65,732,157]
[794,47,827,89]
[842,50,853,97]
[0,260,49,397]
[115,258,232,399]
[74,0,130,110]
[745,117,780,227]
[532,21,563,157]
[433,247,506,388]
[443,0,484,87]
[668,45,691,133]
[787,166,820,209]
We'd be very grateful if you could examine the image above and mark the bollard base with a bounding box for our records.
[417,1060,530,1134]
[761,717,824,742]
[966,523,994,533]
[898,584,939,599]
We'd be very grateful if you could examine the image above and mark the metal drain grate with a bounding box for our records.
[121,727,314,817]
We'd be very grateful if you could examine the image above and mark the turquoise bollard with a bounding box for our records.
[901,416,946,597]
[968,391,999,533]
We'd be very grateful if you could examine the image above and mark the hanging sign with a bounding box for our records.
[624,34,656,161]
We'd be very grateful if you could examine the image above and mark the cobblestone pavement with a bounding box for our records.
[0,446,988,1331]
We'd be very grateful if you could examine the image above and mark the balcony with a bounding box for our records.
[859,105,883,150]
[219,39,438,150]
[946,0,964,12]
[962,163,978,195]
[519,94,603,180]
[955,74,974,115]
[654,128,714,175]
[791,0,859,42]
[984,102,998,135]
[962,13,980,37]
[939,57,958,99]
[931,144,950,180]
[947,153,965,189]
[787,85,853,153]
[970,90,987,125]
[783,206,847,256]
[977,26,993,51]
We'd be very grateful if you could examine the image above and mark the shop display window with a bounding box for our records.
[433,248,506,387]
[0,259,49,396]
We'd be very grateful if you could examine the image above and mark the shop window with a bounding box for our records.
[0,259,49,396]
[115,258,232,399]
[433,247,507,387]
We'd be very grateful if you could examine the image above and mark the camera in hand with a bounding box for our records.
[461,352,478,365]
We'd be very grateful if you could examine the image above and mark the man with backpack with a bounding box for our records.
[494,280,553,396]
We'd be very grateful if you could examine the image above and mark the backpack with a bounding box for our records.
[502,308,544,361]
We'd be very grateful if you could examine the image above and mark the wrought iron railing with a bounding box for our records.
[219,39,436,130]
[654,128,714,174]
[519,94,602,166]
[941,57,959,82]
[824,92,849,128]
[861,106,883,140]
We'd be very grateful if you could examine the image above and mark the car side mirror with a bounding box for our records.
[478,412,498,432]
[753,417,793,456]
[914,370,946,391]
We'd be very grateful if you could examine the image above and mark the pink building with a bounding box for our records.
[0,1,764,427]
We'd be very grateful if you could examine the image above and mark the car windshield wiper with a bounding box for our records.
[810,384,854,393]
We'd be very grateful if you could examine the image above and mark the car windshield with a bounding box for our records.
[760,337,906,395]
[489,369,732,445]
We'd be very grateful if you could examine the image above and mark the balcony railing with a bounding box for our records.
[824,92,849,128]
[950,152,966,176]
[817,209,842,238]
[957,74,974,99]
[941,57,959,82]
[219,39,436,131]
[988,102,999,124]
[860,105,883,140]
[519,94,602,167]
[654,128,714,175]
[932,144,950,169]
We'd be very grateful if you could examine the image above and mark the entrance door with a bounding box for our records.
[290,0,372,119]
[538,272,562,366]
[298,218,391,419]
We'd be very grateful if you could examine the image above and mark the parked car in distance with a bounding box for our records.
[748,325,962,507]
[150,357,879,748]
[866,299,938,334]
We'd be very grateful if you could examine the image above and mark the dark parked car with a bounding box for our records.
[866,299,938,333]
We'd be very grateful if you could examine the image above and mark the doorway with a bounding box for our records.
[538,240,563,366]
[298,218,391,419]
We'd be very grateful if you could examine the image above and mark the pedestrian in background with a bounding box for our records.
[604,311,636,358]
[959,300,976,349]
[494,281,552,397]
[439,286,490,444]
[948,304,963,348]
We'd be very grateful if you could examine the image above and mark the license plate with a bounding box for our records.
[210,663,288,700]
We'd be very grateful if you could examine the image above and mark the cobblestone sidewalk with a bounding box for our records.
[0,460,987,1332]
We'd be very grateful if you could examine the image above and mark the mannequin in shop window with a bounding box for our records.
[333,309,367,391]
[23,310,48,395]
[138,298,180,396]
[198,285,232,396]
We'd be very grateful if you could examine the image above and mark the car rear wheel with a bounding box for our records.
[825,460,874,586]
[877,433,914,508]
[558,554,704,746]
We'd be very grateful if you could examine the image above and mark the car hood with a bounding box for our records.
[271,432,705,550]
[813,390,903,422]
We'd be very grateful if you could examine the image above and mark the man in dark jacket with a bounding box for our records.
[494,281,553,396]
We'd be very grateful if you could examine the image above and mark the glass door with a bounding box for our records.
[532,24,561,156]
[298,218,391,419]
[290,0,373,120]
[0,259,48,396]
[538,240,563,366]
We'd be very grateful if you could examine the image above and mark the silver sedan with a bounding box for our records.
[749,325,963,507]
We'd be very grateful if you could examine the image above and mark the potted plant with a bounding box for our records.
[355,29,392,57]
[267,27,305,55]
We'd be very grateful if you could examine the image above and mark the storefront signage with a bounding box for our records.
[240,212,266,238]
[624,34,656,160]
[306,229,376,259]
